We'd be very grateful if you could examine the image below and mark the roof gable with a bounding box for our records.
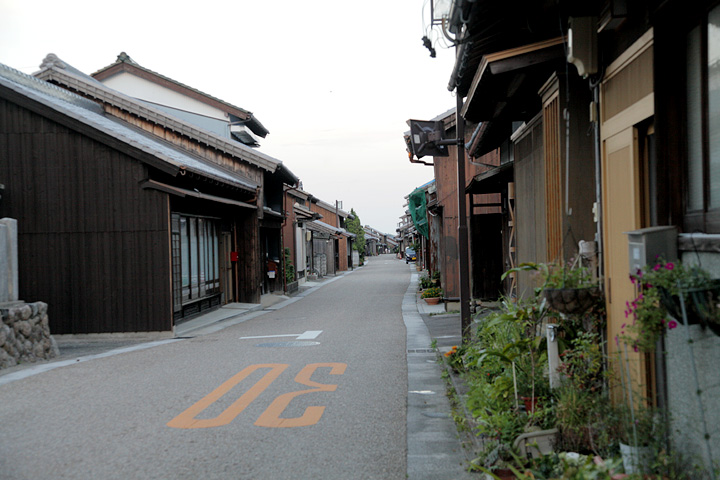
[91,53,269,137]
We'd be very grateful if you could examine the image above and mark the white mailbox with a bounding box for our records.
[624,226,678,275]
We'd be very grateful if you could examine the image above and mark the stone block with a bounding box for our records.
[0,218,18,303]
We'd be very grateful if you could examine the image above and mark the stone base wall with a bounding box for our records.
[0,302,58,369]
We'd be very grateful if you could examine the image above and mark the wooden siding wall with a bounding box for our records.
[602,47,654,123]
[337,236,348,271]
[237,213,261,303]
[543,92,563,263]
[514,114,547,298]
[281,191,296,279]
[0,98,172,333]
[563,73,598,256]
[434,146,460,299]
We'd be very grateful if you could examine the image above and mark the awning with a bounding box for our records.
[461,37,566,157]
[141,180,257,209]
[294,203,321,221]
[307,220,342,236]
[466,162,514,195]
[231,130,260,147]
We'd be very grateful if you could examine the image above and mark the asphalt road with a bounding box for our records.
[0,257,411,479]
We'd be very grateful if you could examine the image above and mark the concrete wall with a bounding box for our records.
[666,249,720,470]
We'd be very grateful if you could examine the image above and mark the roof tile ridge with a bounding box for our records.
[42,65,282,171]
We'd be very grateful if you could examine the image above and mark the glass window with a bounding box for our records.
[181,216,190,301]
[687,26,704,211]
[709,6,720,208]
[198,218,206,297]
[175,214,221,305]
[684,4,720,228]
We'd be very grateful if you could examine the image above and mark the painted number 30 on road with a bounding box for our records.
[167,363,347,429]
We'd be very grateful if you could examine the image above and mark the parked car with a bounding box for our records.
[405,247,417,263]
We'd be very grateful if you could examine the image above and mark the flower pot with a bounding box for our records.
[619,442,654,475]
[658,284,720,336]
[543,287,601,315]
[424,297,441,305]
[687,280,720,336]
[491,468,516,480]
[521,396,540,414]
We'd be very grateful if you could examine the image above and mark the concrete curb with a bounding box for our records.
[404,268,475,479]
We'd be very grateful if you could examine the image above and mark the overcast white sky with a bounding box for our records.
[0,0,458,234]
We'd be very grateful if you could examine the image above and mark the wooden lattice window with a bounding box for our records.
[543,87,563,262]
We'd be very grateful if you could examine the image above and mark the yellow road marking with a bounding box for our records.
[255,363,347,428]
[167,364,287,429]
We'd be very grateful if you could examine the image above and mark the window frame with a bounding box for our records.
[684,2,720,233]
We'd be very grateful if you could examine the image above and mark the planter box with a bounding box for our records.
[513,428,558,459]
[285,280,299,294]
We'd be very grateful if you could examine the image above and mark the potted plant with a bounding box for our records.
[622,259,720,351]
[615,403,660,475]
[418,275,434,291]
[502,262,602,315]
[542,263,602,315]
[421,287,443,304]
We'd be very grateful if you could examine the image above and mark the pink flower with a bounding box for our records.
[666,262,675,270]
[668,320,678,329]
[654,264,662,271]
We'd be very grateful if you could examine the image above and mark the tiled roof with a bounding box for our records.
[35,55,285,174]
[0,62,258,192]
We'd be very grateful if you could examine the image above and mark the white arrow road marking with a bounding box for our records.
[239,330,323,341]
[296,330,322,340]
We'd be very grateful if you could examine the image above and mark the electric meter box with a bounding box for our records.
[624,226,678,275]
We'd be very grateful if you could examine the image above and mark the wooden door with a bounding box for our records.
[220,231,234,304]
[603,127,646,393]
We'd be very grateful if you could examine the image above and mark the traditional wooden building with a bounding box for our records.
[281,186,321,290]
[308,199,353,274]
[430,0,720,469]
[0,54,297,334]
[36,54,298,305]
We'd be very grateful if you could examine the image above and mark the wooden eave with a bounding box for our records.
[449,1,562,97]
[459,38,565,157]
[466,161,514,195]
[462,37,565,121]
[141,180,258,209]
